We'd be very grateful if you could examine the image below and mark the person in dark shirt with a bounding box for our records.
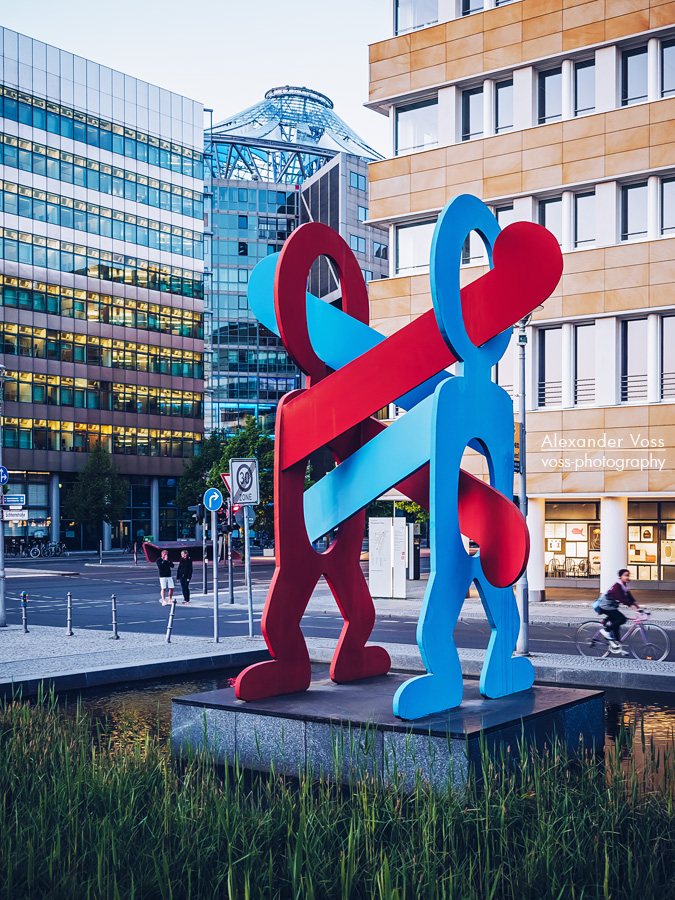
[177,550,193,604]
[596,568,643,654]
[157,549,174,605]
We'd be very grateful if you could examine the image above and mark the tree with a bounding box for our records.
[62,443,127,540]
[207,417,275,533]
[175,430,229,512]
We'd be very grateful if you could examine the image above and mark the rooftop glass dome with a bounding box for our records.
[209,86,382,162]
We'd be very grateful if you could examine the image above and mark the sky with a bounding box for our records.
[2,0,392,155]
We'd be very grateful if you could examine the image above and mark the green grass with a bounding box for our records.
[0,693,674,899]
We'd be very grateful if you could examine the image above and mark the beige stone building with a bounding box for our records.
[367,0,675,597]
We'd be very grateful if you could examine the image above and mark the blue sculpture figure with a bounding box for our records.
[393,196,535,719]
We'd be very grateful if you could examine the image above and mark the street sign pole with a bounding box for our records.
[0,365,8,628]
[243,510,253,636]
[228,497,234,605]
[202,508,207,596]
[212,507,219,643]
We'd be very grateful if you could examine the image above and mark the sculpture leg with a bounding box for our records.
[476,576,535,698]
[326,512,390,682]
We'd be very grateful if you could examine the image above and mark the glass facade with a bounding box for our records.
[395,0,438,34]
[395,99,438,155]
[396,221,436,275]
[621,47,648,106]
[538,67,563,124]
[0,27,204,549]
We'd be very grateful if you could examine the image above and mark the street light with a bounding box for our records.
[515,316,531,656]
[0,363,7,627]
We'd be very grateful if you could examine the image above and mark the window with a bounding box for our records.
[462,0,483,14]
[662,316,675,399]
[238,215,248,229]
[662,39,675,97]
[539,197,563,245]
[661,178,675,235]
[358,205,368,222]
[495,205,516,228]
[461,88,483,141]
[395,0,438,34]
[574,192,595,248]
[538,68,562,124]
[349,234,366,254]
[621,182,648,241]
[373,241,388,260]
[621,319,648,401]
[350,171,366,191]
[495,80,513,134]
[461,231,487,266]
[621,47,648,106]
[538,327,562,407]
[361,269,374,283]
[396,221,436,274]
[574,323,595,404]
[395,98,438,155]
[574,60,595,116]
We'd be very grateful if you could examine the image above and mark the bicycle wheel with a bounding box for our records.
[628,623,671,662]
[30,545,40,558]
[575,621,611,658]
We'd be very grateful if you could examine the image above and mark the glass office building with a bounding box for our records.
[204,87,387,435]
[0,28,205,549]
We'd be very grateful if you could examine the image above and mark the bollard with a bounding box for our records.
[165,597,177,643]
[20,591,28,633]
[66,591,73,636]
[111,592,119,640]
[133,541,138,566]
[99,539,103,565]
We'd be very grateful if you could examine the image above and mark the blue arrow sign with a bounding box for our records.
[4,494,25,506]
[0,467,8,486]
[203,487,223,512]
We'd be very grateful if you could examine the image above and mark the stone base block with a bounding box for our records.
[171,668,603,791]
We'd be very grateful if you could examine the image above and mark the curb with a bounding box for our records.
[0,646,270,699]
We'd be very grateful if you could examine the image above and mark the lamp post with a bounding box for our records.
[0,364,7,627]
[515,317,530,656]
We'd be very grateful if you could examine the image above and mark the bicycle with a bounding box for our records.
[575,610,671,662]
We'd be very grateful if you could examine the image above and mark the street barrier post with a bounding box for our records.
[66,591,73,636]
[243,511,254,637]
[165,598,177,643]
[20,591,28,633]
[99,540,102,565]
[111,592,119,640]
[212,508,219,643]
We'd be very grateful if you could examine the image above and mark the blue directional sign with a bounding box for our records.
[0,466,8,485]
[203,487,223,512]
[4,494,25,506]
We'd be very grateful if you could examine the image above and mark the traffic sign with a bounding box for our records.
[230,458,260,505]
[220,473,231,493]
[2,509,26,522]
[3,494,25,506]
[234,506,256,527]
[0,467,8,485]
[203,487,223,512]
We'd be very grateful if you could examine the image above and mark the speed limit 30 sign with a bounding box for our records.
[230,458,260,505]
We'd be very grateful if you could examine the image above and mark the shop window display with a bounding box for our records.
[544,521,600,577]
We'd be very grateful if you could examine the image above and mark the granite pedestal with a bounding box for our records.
[172,667,604,791]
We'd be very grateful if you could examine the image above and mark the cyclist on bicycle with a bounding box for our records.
[596,568,644,655]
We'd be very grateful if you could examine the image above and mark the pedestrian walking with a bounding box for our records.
[157,549,175,606]
[177,549,193,604]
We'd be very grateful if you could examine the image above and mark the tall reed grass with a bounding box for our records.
[0,692,674,899]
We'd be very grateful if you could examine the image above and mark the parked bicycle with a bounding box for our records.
[575,610,670,661]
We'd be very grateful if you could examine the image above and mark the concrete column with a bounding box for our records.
[561,322,574,408]
[562,59,574,119]
[484,0,496,9]
[648,174,660,241]
[151,476,160,540]
[647,313,661,403]
[595,317,619,407]
[513,67,535,130]
[595,45,618,112]
[483,79,495,139]
[102,520,112,552]
[525,323,536,411]
[600,496,628,592]
[527,497,546,602]
[561,190,574,253]
[513,196,535,222]
[438,85,458,146]
[49,473,60,543]
[595,181,618,247]
[390,104,397,157]
[648,37,660,103]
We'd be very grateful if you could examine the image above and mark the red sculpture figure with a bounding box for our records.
[235,225,391,701]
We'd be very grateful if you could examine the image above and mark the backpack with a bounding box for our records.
[593,594,607,613]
